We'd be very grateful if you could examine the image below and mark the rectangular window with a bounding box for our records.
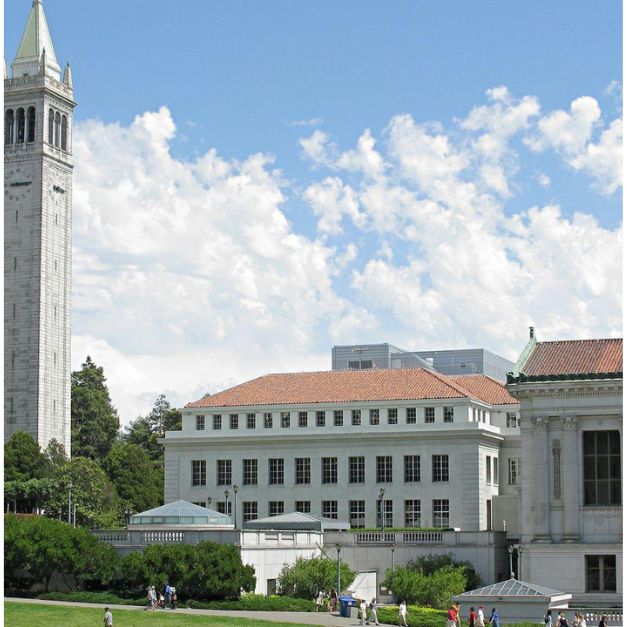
[243,459,258,485]
[444,407,454,423]
[298,411,308,427]
[369,409,380,425]
[348,359,373,370]
[404,455,420,483]
[322,457,338,484]
[247,413,256,429]
[269,458,284,485]
[316,411,326,427]
[192,501,206,507]
[264,412,273,429]
[586,555,616,592]
[432,455,449,482]
[506,412,518,428]
[405,499,421,527]
[376,456,393,483]
[349,456,365,483]
[322,500,338,519]
[508,458,521,485]
[243,501,258,522]
[295,500,310,513]
[281,411,290,428]
[433,499,450,528]
[424,407,435,423]
[351,409,361,426]
[388,408,398,424]
[230,414,239,430]
[217,501,232,515]
[334,410,344,426]
[191,460,206,486]
[406,407,417,424]
[196,415,205,430]
[486,455,492,484]
[269,501,284,517]
[349,500,366,529]
[217,459,232,486]
[583,431,621,506]
[493,457,499,485]
[213,414,222,430]
[295,457,311,484]
[376,499,393,528]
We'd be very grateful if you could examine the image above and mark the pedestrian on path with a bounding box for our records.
[368,598,380,625]
[316,590,324,611]
[468,606,476,627]
[447,605,458,627]
[359,599,367,626]
[103,607,113,626]
[398,600,408,626]
[477,605,486,627]
[489,607,500,627]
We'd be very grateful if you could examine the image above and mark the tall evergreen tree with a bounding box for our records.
[4,431,49,481]
[71,356,119,460]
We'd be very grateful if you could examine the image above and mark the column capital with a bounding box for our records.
[532,416,549,431]
[562,416,578,431]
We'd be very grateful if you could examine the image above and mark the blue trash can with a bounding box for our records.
[339,596,354,617]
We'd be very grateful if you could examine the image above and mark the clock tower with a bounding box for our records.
[5,0,75,454]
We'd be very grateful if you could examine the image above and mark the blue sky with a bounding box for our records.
[5,1,622,422]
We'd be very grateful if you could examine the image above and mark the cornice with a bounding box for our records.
[508,379,622,400]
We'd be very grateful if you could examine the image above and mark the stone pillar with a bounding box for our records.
[534,417,551,541]
[562,416,581,541]
[520,418,536,541]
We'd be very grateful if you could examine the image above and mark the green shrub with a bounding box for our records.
[407,553,481,590]
[186,595,316,612]
[37,591,144,606]
[277,556,355,599]
[377,604,448,627]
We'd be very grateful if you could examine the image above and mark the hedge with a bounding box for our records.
[37,591,144,606]
[187,595,317,612]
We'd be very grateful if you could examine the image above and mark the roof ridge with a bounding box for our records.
[537,338,622,344]
[423,369,479,401]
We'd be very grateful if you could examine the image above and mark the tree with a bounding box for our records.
[71,356,119,459]
[4,431,49,482]
[102,442,162,513]
[278,556,355,599]
[4,478,59,514]
[408,553,481,590]
[44,438,68,472]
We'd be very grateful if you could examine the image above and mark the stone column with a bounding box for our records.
[520,418,537,541]
[534,417,551,541]
[562,416,581,541]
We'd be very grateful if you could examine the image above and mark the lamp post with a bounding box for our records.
[233,484,239,531]
[517,545,524,580]
[390,543,396,573]
[67,481,72,525]
[507,545,514,578]
[336,543,342,596]
[224,489,230,518]
[207,496,212,508]
[378,488,385,533]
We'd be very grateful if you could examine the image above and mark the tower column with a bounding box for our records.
[533,417,551,541]
[562,416,581,541]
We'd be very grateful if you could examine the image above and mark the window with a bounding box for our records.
[264,412,273,429]
[298,411,308,427]
[322,500,338,519]
[506,412,518,428]
[27,107,35,143]
[191,460,206,486]
[586,555,616,592]
[473,407,478,422]
[405,499,421,527]
[424,407,435,423]
[316,411,326,427]
[217,460,232,486]
[444,407,454,423]
[349,456,365,483]
[352,409,361,426]
[213,414,222,430]
[493,457,499,486]
[376,499,393,528]
[295,457,311,484]
[486,455,492,484]
[61,115,67,150]
[243,501,258,522]
[192,501,206,507]
[334,410,344,426]
[269,501,284,516]
[54,111,60,146]
[295,501,310,513]
[269,458,284,485]
[388,408,398,424]
[349,500,366,528]
[247,413,256,429]
[376,456,393,483]
[243,459,258,485]
[404,455,420,483]
[217,501,232,515]
[406,407,417,424]
[432,455,449,482]
[5,109,14,144]
[348,359,373,370]
[195,415,205,430]
[508,458,520,485]
[16,108,25,143]
[583,430,621,506]
[322,457,338,484]
[433,499,449,527]
[369,409,380,425]
[281,412,290,428]
[229,414,239,430]
[48,108,53,144]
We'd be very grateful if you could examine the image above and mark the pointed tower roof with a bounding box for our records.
[12,0,61,79]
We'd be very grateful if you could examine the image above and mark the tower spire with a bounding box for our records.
[12,0,61,79]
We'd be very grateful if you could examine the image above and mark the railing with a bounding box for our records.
[141,531,184,544]
[402,531,443,544]
[568,608,622,626]
[91,530,130,544]
[355,532,397,544]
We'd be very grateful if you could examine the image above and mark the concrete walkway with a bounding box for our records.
[6,597,396,627]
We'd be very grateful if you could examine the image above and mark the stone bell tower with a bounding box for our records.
[5,0,76,455]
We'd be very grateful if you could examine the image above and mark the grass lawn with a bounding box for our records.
[4,602,313,627]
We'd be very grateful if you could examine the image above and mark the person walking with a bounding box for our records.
[359,599,367,626]
[170,586,177,610]
[598,616,608,627]
[398,600,408,627]
[447,605,458,627]
[545,610,554,626]
[150,586,157,610]
[468,606,476,627]
[556,611,569,627]
[454,603,461,627]
[329,589,337,613]
[578,613,587,627]
[315,590,324,611]
[477,605,485,627]
[165,582,171,608]
[368,598,380,626]
[103,607,113,626]
[489,607,500,627]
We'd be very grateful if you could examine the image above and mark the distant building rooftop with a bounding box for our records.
[130,500,231,526]
[243,511,349,532]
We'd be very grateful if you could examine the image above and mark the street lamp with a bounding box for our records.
[517,545,524,580]
[335,543,342,596]
[224,490,230,518]
[207,496,212,508]
[378,488,385,533]
[507,545,514,578]
[232,484,239,531]
[390,543,396,573]
[125,508,134,527]
[67,481,73,525]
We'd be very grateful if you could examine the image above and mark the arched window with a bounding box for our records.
[27,107,36,143]
[61,115,67,151]
[48,108,54,144]
[16,108,25,143]
[5,109,14,145]
[54,112,61,147]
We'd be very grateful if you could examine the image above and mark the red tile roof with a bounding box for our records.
[186,368,514,409]
[523,339,623,376]
[449,375,518,405]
